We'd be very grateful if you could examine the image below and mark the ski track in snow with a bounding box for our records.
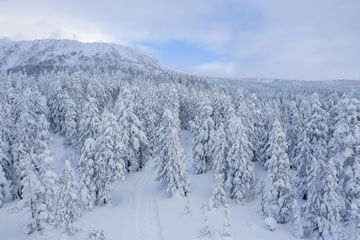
[122,164,164,240]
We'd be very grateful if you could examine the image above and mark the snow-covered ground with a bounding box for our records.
[0,131,299,240]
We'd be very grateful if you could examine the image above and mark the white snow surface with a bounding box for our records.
[0,131,299,239]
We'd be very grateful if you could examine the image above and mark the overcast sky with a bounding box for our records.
[1,0,359,80]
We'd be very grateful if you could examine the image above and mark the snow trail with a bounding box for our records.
[122,163,164,240]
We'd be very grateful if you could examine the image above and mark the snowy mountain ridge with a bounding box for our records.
[0,38,160,72]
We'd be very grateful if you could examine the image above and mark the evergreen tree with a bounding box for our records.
[209,124,227,209]
[328,98,360,223]
[247,93,264,162]
[298,93,329,200]
[225,116,255,205]
[78,138,97,210]
[263,120,294,224]
[94,109,125,205]
[55,160,81,236]
[37,152,58,231]
[64,96,77,146]
[303,158,343,240]
[114,85,148,172]
[20,153,44,234]
[292,199,304,238]
[211,91,232,130]
[192,97,215,174]
[0,164,5,207]
[155,109,190,197]
[78,97,101,147]
[294,131,314,199]
[286,100,301,164]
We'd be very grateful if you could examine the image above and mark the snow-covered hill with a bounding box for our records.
[0,38,160,72]
[1,38,359,96]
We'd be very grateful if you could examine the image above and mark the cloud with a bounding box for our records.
[0,0,359,80]
[194,61,238,77]
[0,1,114,43]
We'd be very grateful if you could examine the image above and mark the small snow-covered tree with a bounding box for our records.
[263,120,294,224]
[292,199,304,238]
[78,138,97,210]
[223,206,232,238]
[200,202,211,237]
[191,97,215,174]
[88,226,106,240]
[94,109,126,205]
[209,124,227,209]
[55,160,81,236]
[185,200,192,216]
[155,109,190,197]
[225,116,255,205]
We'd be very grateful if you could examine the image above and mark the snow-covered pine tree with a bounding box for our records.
[292,199,304,238]
[136,87,158,157]
[64,95,77,146]
[192,97,215,174]
[303,157,343,240]
[94,109,125,205]
[294,130,314,200]
[78,138,97,210]
[11,88,50,199]
[155,109,190,197]
[0,104,11,183]
[0,164,6,207]
[48,86,66,133]
[37,151,58,232]
[20,153,45,234]
[247,93,264,162]
[298,93,329,200]
[263,120,294,224]
[211,91,232,130]
[328,98,360,225]
[78,97,101,147]
[286,100,301,165]
[225,116,255,205]
[327,92,340,135]
[55,160,81,236]
[114,84,148,172]
[233,91,254,153]
[209,123,227,209]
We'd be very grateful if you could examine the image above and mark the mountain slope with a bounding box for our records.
[0,38,160,72]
